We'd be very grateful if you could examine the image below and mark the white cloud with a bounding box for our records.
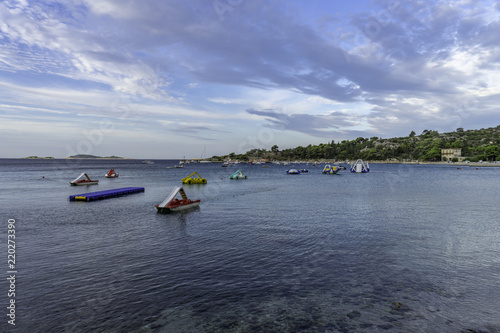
[1,0,500,157]
[208,98,247,105]
[306,96,341,105]
[0,103,69,114]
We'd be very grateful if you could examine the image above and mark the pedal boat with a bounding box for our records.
[155,186,200,213]
[70,173,99,186]
[104,169,119,178]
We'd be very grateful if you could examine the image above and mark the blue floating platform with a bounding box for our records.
[69,187,145,202]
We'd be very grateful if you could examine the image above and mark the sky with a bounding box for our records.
[1,0,500,159]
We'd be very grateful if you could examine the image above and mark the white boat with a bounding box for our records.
[155,186,200,213]
[222,161,229,167]
[174,164,185,168]
[70,173,99,186]
[350,159,370,173]
[142,160,154,164]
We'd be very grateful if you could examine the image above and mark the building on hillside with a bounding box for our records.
[441,148,464,162]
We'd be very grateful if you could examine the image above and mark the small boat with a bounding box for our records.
[182,172,207,184]
[350,159,370,173]
[70,173,99,186]
[174,164,185,168]
[322,165,340,174]
[155,186,200,213]
[286,169,300,174]
[300,169,308,173]
[229,170,247,179]
[222,161,229,167]
[104,169,119,178]
[142,160,154,164]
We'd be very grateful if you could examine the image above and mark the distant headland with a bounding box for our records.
[65,154,127,159]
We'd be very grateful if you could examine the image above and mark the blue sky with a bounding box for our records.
[1,0,499,159]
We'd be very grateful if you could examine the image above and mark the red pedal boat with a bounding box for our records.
[104,169,119,178]
[155,186,200,213]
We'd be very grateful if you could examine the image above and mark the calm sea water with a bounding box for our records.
[1,159,499,333]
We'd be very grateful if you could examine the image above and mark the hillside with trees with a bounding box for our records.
[213,125,500,162]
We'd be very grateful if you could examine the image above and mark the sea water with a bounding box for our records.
[1,159,499,332]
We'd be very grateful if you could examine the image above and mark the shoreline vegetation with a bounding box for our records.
[212,125,500,165]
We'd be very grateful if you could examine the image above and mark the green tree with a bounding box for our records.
[423,147,441,161]
[485,145,500,161]
[451,139,463,148]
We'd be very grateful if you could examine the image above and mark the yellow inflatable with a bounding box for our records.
[182,172,207,184]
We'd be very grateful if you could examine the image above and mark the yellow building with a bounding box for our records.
[441,148,464,162]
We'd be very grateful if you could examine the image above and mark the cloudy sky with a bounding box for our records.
[1,0,499,159]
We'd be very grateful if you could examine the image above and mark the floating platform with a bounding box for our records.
[69,187,145,202]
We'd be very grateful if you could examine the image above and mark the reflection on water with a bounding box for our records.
[1,160,499,332]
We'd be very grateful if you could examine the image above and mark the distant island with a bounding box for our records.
[66,154,126,159]
[24,156,54,159]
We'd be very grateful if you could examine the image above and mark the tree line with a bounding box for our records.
[213,125,500,162]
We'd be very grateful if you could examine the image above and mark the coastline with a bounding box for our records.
[368,160,500,167]
[9,157,500,167]
[274,159,500,167]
